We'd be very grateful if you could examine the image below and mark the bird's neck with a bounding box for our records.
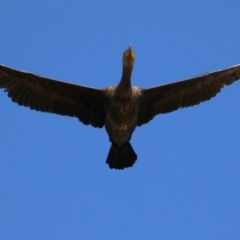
[115,65,133,98]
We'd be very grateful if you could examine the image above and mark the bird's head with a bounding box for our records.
[122,44,135,68]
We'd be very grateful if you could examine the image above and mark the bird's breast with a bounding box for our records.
[104,87,142,145]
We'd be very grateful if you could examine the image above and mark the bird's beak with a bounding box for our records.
[123,44,135,67]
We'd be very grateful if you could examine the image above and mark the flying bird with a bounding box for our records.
[0,45,240,170]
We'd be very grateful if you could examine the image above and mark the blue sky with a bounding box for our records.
[0,1,240,239]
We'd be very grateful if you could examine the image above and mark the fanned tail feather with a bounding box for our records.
[106,143,137,170]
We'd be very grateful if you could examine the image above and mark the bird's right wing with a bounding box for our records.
[138,64,240,126]
[0,64,106,128]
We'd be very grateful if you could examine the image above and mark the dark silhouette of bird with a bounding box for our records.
[0,45,240,169]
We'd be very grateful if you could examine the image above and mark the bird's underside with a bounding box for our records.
[0,45,240,169]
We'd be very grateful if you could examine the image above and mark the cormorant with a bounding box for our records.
[0,45,240,169]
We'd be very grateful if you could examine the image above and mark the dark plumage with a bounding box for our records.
[0,45,240,169]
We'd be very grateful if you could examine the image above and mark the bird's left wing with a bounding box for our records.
[138,64,240,126]
[0,64,106,128]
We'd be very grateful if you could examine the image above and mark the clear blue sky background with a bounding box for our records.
[0,1,240,239]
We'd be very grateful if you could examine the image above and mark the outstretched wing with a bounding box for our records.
[138,64,240,126]
[0,64,106,128]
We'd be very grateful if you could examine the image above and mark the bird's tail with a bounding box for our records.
[106,143,137,170]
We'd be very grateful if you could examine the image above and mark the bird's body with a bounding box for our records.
[104,86,141,169]
[105,86,141,147]
[1,45,240,169]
